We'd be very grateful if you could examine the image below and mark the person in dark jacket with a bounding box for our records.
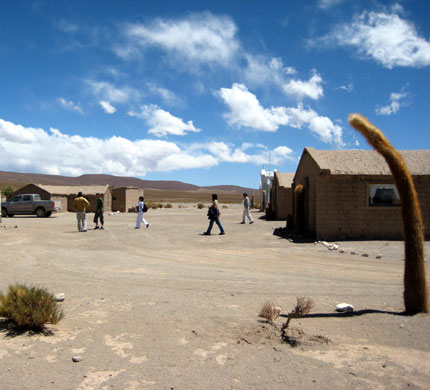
[204,200,225,235]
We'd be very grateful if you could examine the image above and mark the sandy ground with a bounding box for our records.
[0,204,429,390]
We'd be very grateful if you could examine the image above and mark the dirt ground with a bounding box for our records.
[0,204,429,390]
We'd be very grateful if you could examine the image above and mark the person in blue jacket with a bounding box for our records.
[204,200,225,235]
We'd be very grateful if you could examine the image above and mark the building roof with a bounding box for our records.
[37,184,110,195]
[274,172,295,188]
[305,147,430,175]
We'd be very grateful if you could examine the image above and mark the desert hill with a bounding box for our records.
[0,171,255,194]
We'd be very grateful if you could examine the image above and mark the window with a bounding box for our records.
[11,196,22,202]
[369,184,400,207]
[23,195,32,201]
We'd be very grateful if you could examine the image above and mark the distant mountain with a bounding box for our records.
[0,171,255,193]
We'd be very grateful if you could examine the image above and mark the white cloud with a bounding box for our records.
[318,0,344,10]
[146,82,181,105]
[87,80,140,104]
[218,84,344,145]
[336,82,354,92]
[244,55,296,87]
[244,56,323,100]
[99,101,117,114]
[128,105,201,137]
[118,12,239,65]
[0,118,293,177]
[375,90,410,115]
[56,19,78,33]
[0,118,213,176]
[218,83,289,132]
[282,70,324,100]
[197,142,294,165]
[319,9,430,68]
[58,97,83,114]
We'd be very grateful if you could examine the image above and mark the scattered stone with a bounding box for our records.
[14,225,18,228]
[72,356,83,362]
[55,293,65,302]
[335,303,354,312]
[361,253,369,257]
[339,249,344,253]
[350,251,357,255]
[400,324,405,329]
[376,254,382,259]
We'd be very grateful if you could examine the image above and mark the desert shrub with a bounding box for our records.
[253,202,260,209]
[197,202,205,209]
[0,284,64,330]
[164,203,173,208]
[222,205,228,209]
[281,296,313,335]
[146,202,163,209]
[259,302,281,324]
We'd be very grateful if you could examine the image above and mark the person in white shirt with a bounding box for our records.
[241,193,254,224]
[135,196,149,229]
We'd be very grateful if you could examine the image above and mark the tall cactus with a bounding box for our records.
[349,113,428,313]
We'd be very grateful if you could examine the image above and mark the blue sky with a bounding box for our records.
[0,0,429,188]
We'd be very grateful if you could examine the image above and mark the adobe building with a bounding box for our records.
[111,187,144,212]
[13,184,112,212]
[293,147,430,240]
[270,172,295,221]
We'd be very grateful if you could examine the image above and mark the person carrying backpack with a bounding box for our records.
[204,200,225,235]
[135,196,149,229]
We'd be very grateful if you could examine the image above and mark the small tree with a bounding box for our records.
[3,185,14,201]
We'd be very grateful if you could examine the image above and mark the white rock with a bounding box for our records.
[332,244,339,250]
[339,249,345,253]
[55,293,65,302]
[72,356,83,362]
[350,251,357,255]
[376,254,382,259]
[335,303,354,312]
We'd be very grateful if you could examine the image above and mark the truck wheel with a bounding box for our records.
[36,207,46,218]
[1,208,7,218]
[8,213,14,217]
[45,211,52,217]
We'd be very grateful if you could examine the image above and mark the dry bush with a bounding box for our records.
[222,205,228,209]
[259,302,281,324]
[0,284,64,330]
[197,202,205,209]
[147,202,163,209]
[282,296,314,332]
[164,203,173,208]
[279,296,313,345]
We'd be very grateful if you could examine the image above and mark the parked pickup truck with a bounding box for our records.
[1,194,59,218]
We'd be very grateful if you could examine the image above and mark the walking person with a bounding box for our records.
[74,192,90,232]
[204,200,225,235]
[135,196,149,229]
[241,193,254,224]
[93,193,104,230]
